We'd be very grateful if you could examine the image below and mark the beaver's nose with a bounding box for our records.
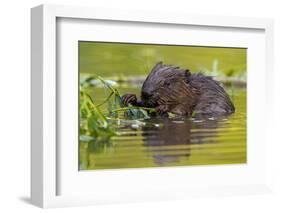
[141,91,152,100]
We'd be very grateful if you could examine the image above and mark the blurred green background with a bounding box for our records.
[79,41,246,78]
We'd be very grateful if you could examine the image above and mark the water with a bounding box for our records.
[79,86,246,170]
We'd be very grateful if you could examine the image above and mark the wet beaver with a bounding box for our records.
[122,62,235,116]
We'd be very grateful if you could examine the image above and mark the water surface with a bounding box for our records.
[79,86,246,170]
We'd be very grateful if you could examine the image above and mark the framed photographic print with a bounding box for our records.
[31,4,274,208]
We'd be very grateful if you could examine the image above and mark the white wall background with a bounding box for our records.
[0,0,281,212]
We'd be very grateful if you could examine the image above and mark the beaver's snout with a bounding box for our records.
[141,91,158,107]
[141,91,152,100]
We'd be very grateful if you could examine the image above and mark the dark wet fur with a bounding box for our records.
[122,62,235,116]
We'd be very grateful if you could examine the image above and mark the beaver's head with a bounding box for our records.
[141,62,191,107]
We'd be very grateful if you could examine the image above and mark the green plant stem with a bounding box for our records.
[93,74,121,98]
[96,91,114,107]
[110,106,156,113]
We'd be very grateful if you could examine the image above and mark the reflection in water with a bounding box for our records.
[142,118,193,165]
[142,116,225,166]
[80,88,246,170]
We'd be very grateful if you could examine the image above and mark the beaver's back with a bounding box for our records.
[189,73,235,115]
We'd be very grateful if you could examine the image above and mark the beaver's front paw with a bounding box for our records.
[156,105,169,115]
[121,94,137,106]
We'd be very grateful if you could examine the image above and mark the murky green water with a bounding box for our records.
[79,86,246,170]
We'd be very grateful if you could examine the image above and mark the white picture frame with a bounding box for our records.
[31,4,274,208]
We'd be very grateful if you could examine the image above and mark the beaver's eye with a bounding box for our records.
[164,82,170,87]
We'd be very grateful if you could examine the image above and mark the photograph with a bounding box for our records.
[79,41,247,170]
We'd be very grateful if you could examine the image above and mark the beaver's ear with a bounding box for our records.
[184,69,191,81]
[151,61,163,73]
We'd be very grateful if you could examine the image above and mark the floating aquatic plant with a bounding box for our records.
[79,74,160,151]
